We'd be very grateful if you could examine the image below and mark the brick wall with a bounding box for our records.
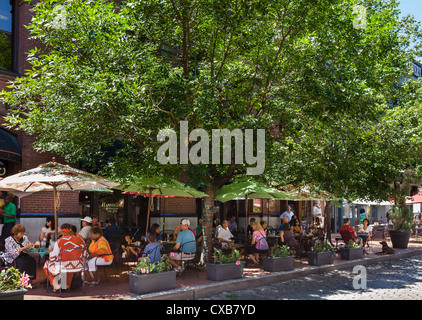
[1,1,79,217]
[161,198,196,214]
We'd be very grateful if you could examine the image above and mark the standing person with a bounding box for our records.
[103,217,124,248]
[79,216,92,242]
[91,216,101,228]
[280,205,294,223]
[85,227,114,286]
[228,215,238,233]
[43,223,87,292]
[359,208,369,224]
[4,224,37,283]
[0,196,17,242]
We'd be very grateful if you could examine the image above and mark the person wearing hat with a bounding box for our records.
[79,216,92,242]
[169,219,196,273]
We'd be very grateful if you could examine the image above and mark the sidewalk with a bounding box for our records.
[24,236,422,300]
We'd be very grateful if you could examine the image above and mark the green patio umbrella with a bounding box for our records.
[215,180,290,235]
[116,177,208,235]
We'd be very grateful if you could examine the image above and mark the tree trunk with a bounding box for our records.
[324,201,333,246]
[202,185,218,263]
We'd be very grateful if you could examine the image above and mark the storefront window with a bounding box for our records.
[0,2,13,71]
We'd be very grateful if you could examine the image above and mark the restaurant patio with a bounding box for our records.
[23,236,422,300]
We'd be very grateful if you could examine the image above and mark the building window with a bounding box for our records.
[0,1,13,71]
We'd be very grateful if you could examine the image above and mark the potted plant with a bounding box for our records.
[128,255,176,295]
[206,248,243,281]
[0,267,31,300]
[340,240,364,260]
[307,241,334,266]
[263,245,294,272]
[389,204,413,248]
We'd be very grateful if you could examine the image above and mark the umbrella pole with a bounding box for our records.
[53,184,58,240]
[145,188,153,237]
[245,194,248,237]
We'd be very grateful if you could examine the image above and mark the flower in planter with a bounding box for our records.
[0,267,31,293]
[345,240,361,249]
[269,244,292,258]
[133,254,173,275]
[212,248,240,264]
[312,241,334,253]
[236,261,240,265]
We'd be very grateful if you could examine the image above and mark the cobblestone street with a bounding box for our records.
[201,254,422,300]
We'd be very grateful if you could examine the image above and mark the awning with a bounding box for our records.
[0,129,21,163]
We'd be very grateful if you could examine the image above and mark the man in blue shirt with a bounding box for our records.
[169,219,196,272]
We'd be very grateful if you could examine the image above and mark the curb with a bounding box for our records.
[126,248,422,300]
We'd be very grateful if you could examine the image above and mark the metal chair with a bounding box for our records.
[95,245,120,284]
[180,240,200,278]
[46,247,88,295]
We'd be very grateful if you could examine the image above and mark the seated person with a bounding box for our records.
[358,219,373,246]
[260,221,268,233]
[43,224,87,292]
[4,224,37,284]
[195,219,203,243]
[340,218,359,245]
[121,234,139,259]
[278,217,289,233]
[247,218,256,235]
[146,223,162,242]
[291,218,303,236]
[141,234,162,263]
[217,220,235,248]
[279,223,298,248]
[85,227,114,287]
[247,221,269,266]
[169,219,196,273]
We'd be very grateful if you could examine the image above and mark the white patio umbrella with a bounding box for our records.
[0,159,119,238]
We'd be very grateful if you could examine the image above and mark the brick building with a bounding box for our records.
[0,1,79,242]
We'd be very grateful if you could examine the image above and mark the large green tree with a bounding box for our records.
[2,0,422,258]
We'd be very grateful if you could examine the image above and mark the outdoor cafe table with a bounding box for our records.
[24,248,49,266]
[357,233,369,246]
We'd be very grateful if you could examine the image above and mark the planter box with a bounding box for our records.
[389,230,412,249]
[0,289,27,300]
[263,256,294,272]
[206,262,243,281]
[128,270,176,295]
[340,247,364,260]
[307,251,334,266]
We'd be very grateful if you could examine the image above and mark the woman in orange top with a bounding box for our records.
[85,227,113,286]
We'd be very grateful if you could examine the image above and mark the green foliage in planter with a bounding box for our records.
[346,240,361,248]
[269,244,292,258]
[0,267,31,292]
[389,204,413,231]
[312,241,334,253]
[133,255,172,275]
[212,248,240,264]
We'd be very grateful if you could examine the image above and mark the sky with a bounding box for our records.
[397,0,422,22]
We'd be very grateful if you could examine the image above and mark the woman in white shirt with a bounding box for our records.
[358,219,373,246]
[40,217,56,241]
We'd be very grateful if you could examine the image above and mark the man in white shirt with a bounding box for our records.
[217,220,234,248]
[79,216,92,241]
[280,206,294,222]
